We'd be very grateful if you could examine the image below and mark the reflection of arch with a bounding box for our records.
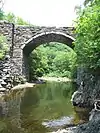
[22,31,75,56]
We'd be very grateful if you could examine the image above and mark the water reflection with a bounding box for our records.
[0,81,75,133]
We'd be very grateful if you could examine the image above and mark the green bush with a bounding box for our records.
[74,0,100,70]
[28,43,77,79]
[0,9,4,20]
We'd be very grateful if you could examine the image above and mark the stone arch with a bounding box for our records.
[22,31,75,56]
[22,31,75,81]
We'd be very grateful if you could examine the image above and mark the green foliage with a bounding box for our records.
[74,0,100,69]
[1,12,32,25]
[0,35,8,59]
[28,48,48,80]
[16,17,30,25]
[28,43,76,80]
[84,0,94,6]
[0,9,4,20]
[4,12,16,23]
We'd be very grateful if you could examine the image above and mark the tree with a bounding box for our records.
[84,0,94,6]
[0,0,4,10]
[16,17,30,25]
[1,11,32,25]
[0,9,4,20]
[4,12,16,23]
[28,42,76,79]
[74,0,100,69]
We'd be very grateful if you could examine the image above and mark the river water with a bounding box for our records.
[0,81,77,133]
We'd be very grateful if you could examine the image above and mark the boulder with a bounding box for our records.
[0,88,6,92]
[75,110,100,133]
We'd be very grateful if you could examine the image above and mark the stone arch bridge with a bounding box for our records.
[0,21,75,81]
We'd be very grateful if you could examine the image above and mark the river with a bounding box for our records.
[0,81,78,133]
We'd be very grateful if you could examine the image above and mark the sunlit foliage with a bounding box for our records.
[28,43,77,79]
[74,0,100,69]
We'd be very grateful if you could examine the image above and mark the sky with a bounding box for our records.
[3,0,84,27]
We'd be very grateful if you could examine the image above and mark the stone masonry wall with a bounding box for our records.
[72,67,100,108]
[12,25,75,80]
[0,21,14,55]
[0,21,75,82]
[0,21,15,90]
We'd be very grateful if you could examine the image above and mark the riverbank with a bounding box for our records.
[38,77,74,82]
[12,82,36,90]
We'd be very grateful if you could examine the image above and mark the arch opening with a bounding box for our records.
[22,32,75,81]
